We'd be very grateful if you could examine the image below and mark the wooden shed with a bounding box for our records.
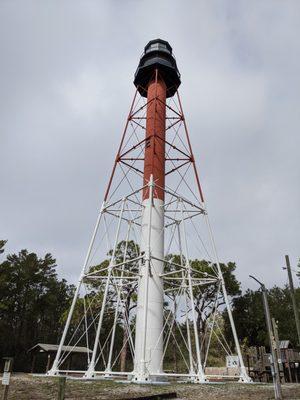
[28,343,92,373]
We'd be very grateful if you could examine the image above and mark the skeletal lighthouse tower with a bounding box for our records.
[48,39,250,383]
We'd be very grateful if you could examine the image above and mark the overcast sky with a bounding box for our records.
[1,1,299,291]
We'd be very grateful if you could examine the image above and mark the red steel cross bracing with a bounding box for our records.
[103,79,205,204]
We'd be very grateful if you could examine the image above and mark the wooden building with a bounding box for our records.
[28,343,92,374]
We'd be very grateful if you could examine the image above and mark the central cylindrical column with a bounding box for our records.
[143,78,166,200]
[134,76,166,381]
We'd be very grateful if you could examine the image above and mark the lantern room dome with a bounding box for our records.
[134,39,181,98]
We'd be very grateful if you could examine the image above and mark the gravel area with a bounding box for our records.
[1,373,300,399]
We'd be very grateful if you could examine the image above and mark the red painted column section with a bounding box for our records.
[143,77,167,200]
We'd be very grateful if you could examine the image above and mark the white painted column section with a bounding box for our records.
[133,178,164,382]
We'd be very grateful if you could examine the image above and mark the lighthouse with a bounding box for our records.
[48,39,250,384]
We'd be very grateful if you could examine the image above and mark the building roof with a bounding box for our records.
[28,343,92,354]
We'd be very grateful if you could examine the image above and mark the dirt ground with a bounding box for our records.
[1,374,300,400]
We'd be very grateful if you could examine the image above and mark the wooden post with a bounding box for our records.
[294,362,298,383]
[2,386,9,400]
[285,349,292,382]
[66,355,72,373]
[259,346,266,382]
[271,318,285,383]
[246,354,251,377]
[2,357,13,400]
[31,354,36,373]
[46,354,51,373]
[57,377,66,400]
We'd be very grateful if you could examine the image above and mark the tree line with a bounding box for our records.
[0,240,75,371]
[0,239,299,371]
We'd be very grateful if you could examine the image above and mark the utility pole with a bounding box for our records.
[250,275,283,400]
[284,255,300,346]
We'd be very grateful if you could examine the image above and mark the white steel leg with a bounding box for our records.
[176,222,195,377]
[180,199,206,383]
[204,212,251,382]
[48,202,105,375]
[85,199,126,378]
[105,223,131,375]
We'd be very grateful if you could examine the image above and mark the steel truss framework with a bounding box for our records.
[48,88,251,383]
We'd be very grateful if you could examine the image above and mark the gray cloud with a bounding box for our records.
[1,0,299,291]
